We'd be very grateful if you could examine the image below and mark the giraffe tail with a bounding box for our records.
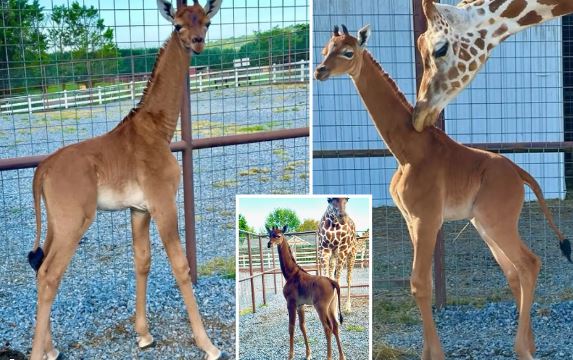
[330,279,343,324]
[512,163,571,262]
[28,164,46,272]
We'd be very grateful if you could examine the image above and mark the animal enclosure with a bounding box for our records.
[0,0,308,358]
[313,0,573,307]
[238,230,370,314]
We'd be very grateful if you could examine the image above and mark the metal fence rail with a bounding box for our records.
[238,230,370,314]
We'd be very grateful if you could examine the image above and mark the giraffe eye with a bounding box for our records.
[341,50,354,58]
[433,42,449,58]
[174,24,183,32]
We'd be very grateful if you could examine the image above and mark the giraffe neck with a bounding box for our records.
[350,51,419,166]
[116,32,190,143]
[467,0,573,46]
[325,205,342,224]
[276,239,302,280]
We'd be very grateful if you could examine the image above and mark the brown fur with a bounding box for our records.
[315,29,569,360]
[267,227,345,360]
[28,2,225,360]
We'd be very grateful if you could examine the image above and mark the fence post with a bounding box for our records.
[412,0,447,309]
[97,87,102,105]
[300,60,305,82]
[234,68,239,87]
[179,0,198,285]
[272,63,277,83]
[27,96,32,114]
[198,73,203,92]
[247,233,256,314]
[63,90,68,109]
[258,234,267,306]
[130,80,135,100]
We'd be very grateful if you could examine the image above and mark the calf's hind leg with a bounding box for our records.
[31,209,95,360]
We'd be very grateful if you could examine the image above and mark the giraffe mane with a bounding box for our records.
[363,50,413,113]
[113,35,171,129]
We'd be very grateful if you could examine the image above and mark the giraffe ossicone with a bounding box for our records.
[413,0,573,132]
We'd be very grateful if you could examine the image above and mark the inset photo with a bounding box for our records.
[237,195,371,360]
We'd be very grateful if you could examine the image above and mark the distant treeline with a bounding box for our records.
[0,0,308,96]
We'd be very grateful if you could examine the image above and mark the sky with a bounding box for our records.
[38,0,309,48]
[237,196,371,233]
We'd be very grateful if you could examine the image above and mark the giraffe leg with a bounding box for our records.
[344,249,357,313]
[328,249,340,279]
[297,306,311,360]
[320,248,332,279]
[287,302,296,360]
[335,253,344,287]
[131,210,154,349]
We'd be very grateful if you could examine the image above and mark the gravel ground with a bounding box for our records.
[239,294,369,360]
[376,300,573,359]
[0,83,309,358]
[0,232,236,359]
[373,199,573,359]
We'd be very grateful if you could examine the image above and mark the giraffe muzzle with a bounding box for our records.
[314,65,330,81]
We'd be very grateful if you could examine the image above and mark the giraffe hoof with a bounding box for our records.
[203,351,231,360]
[137,334,156,349]
[43,349,63,360]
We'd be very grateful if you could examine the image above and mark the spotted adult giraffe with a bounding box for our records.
[413,0,573,131]
[317,197,357,313]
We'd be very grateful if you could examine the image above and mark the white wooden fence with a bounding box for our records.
[0,60,309,115]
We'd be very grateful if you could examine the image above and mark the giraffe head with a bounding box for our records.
[314,24,371,81]
[158,0,222,55]
[327,197,350,225]
[266,225,288,248]
[413,0,496,131]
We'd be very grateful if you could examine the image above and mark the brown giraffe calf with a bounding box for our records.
[315,24,571,360]
[26,1,228,359]
[267,226,345,360]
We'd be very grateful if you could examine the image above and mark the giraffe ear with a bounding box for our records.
[157,0,176,23]
[265,226,272,235]
[327,198,333,203]
[357,24,371,48]
[282,225,288,233]
[434,3,471,30]
[204,0,222,19]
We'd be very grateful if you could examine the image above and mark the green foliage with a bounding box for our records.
[0,1,307,96]
[297,218,319,232]
[264,208,301,233]
[0,0,47,95]
[238,214,254,244]
[47,1,118,88]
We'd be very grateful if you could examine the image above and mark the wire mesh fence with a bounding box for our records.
[0,0,309,357]
[313,0,573,306]
[238,230,370,314]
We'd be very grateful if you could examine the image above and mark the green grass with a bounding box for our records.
[345,324,365,332]
[197,257,235,279]
[239,167,270,176]
[373,298,419,325]
[239,308,253,316]
[213,179,238,188]
[373,343,417,360]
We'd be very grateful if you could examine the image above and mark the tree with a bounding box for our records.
[264,208,301,233]
[238,214,254,244]
[48,1,117,88]
[0,0,47,96]
[297,218,319,232]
